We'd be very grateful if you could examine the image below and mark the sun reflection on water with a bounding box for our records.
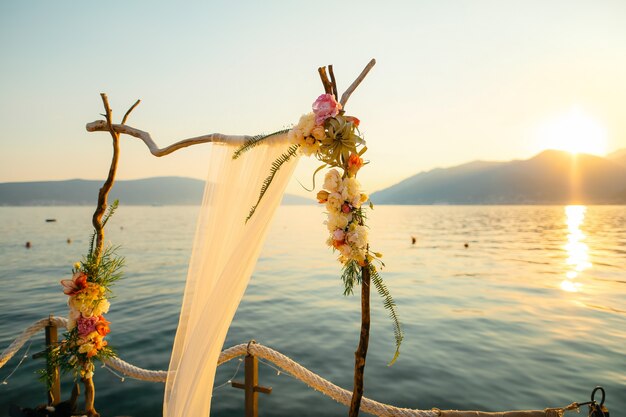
[561,205,591,292]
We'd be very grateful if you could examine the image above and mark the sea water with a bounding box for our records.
[0,205,624,416]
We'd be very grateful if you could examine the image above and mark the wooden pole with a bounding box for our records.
[44,316,60,405]
[348,265,371,417]
[231,351,272,417]
[244,355,258,417]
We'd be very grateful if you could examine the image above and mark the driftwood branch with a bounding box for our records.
[349,264,371,417]
[121,99,141,125]
[81,377,98,417]
[86,121,254,156]
[340,59,376,108]
[317,66,333,95]
[91,93,121,262]
[328,65,339,99]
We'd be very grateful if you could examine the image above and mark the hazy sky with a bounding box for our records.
[1,1,625,196]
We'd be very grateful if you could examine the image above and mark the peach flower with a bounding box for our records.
[347,153,364,176]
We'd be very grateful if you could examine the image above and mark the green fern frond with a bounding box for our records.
[245,144,300,223]
[102,200,119,228]
[340,260,362,295]
[232,129,290,160]
[87,231,96,258]
[369,263,403,365]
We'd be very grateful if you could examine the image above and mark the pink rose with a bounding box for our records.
[77,316,99,337]
[333,229,346,241]
[312,94,342,125]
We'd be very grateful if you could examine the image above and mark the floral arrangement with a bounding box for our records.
[41,202,122,387]
[234,91,402,364]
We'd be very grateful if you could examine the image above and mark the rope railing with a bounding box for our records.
[1,317,582,417]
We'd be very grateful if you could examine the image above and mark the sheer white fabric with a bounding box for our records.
[164,136,298,417]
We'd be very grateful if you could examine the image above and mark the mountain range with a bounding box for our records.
[370,148,626,204]
[0,177,310,206]
[1,149,625,205]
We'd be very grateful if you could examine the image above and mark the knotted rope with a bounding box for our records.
[1,317,578,417]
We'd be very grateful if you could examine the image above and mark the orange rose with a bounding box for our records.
[347,153,364,176]
[95,316,110,336]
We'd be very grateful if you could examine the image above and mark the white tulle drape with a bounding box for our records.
[164,136,299,417]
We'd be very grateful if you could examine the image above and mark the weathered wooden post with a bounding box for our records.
[231,347,272,417]
[45,315,61,405]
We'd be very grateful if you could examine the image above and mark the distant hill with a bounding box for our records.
[371,149,626,204]
[608,148,626,167]
[0,177,312,206]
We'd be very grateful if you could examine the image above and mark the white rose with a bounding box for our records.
[341,177,361,201]
[346,225,368,248]
[325,212,349,232]
[298,113,316,137]
[288,128,304,146]
[326,192,343,212]
[323,169,343,193]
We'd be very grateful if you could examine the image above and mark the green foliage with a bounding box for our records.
[340,260,362,296]
[369,263,403,365]
[246,144,300,223]
[101,199,119,228]
[87,231,96,260]
[232,129,290,160]
[83,245,125,289]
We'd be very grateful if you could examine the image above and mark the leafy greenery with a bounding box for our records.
[83,245,125,289]
[369,263,403,365]
[340,260,362,296]
[232,129,290,160]
[101,199,119,228]
[245,144,300,223]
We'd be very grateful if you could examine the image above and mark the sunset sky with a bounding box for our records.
[1,1,625,196]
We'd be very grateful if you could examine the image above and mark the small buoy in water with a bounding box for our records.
[45,219,57,223]
[464,242,469,248]
[67,238,72,244]
[25,242,31,249]
[411,236,417,245]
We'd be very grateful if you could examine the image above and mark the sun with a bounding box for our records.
[535,108,608,156]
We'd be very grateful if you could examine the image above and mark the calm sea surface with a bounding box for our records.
[0,205,624,416]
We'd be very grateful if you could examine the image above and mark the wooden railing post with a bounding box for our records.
[231,347,272,417]
[45,315,61,405]
[244,355,258,417]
